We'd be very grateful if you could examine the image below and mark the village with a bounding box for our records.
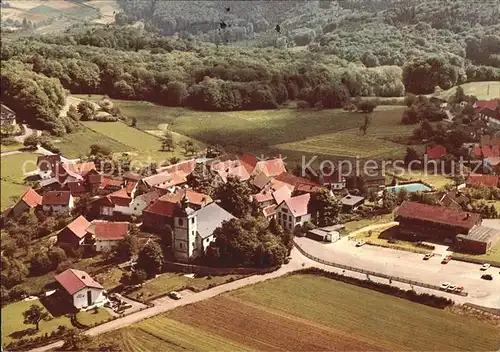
[2,93,500,349]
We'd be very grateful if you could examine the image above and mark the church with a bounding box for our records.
[172,195,235,262]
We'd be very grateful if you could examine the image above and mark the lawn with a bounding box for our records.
[74,97,413,167]
[1,300,72,347]
[343,212,395,234]
[57,126,130,159]
[0,152,39,210]
[1,152,39,182]
[82,121,205,163]
[0,142,23,152]
[98,274,500,351]
[352,224,430,253]
[76,308,110,327]
[127,273,241,302]
[1,181,28,210]
[439,81,500,101]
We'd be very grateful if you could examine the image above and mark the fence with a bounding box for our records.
[293,240,468,297]
[163,261,278,276]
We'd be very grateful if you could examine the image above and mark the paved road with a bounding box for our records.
[0,150,22,157]
[295,236,500,309]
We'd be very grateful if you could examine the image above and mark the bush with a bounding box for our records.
[1,137,17,146]
[296,100,309,109]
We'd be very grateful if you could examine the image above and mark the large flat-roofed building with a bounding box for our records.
[395,201,482,242]
[456,225,500,254]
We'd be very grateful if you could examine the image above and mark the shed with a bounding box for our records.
[306,227,341,243]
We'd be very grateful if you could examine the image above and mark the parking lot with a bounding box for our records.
[295,236,500,309]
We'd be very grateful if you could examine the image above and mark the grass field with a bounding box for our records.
[76,308,111,327]
[1,152,39,210]
[0,143,23,153]
[127,273,241,302]
[98,274,500,351]
[386,167,453,189]
[440,81,500,101]
[1,300,72,346]
[73,95,412,166]
[57,127,130,159]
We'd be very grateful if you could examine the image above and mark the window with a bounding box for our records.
[282,208,288,213]
[191,218,195,224]
[296,216,301,222]
[192,242,195,248]
[179,243,183,249]
[288,215,292,221]
[178,218,184,226]
[282,213,287,220]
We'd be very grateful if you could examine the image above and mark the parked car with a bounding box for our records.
[355,241,366,247]
[423,253,434,260]
[168,291,182,300]
[454,286,464,293]
[441,256,451,264]
[440,282,451,290]
[481,274,493,280]
[480,263,491,271]
[446,284,457,291]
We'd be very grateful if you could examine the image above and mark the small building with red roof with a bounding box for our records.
[142,199,177,232]
[474,100,500,125]
[55,268,105,309]
[467,173,499,188]
[42,191,74,214]
[86,220,130,252]
[5,188,42,218]
[425,145,447,160]
[57,215,91,248]
[275,193,311,231]
[396,201,482,242]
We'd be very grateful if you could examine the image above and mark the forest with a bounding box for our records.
[0,0,499,135]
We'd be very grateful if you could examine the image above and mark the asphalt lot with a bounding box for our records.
[295,236,500,309]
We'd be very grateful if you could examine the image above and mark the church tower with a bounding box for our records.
[173,193,198,262]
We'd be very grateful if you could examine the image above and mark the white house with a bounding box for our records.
[86,220,130,252]
[173,196,234,262]
[42,191,74,214]
[55,269,105,309]
[276,193,311,231]
[128,190,162,217]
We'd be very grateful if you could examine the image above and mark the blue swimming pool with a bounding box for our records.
[385,182,432,193]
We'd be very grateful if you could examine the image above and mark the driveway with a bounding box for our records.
[295,236,500,309]
[13,124,36,143]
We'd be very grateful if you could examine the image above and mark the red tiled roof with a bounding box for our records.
[426,145,447,160]
[250,172,271,189]
[136,190,163,205]
[123,171,142,182]
[282,193,311,217]
[55,268,103,295]
[258,158,286,177]
[152,171,188,190]
[475,100,499,111]
[396,201,481,230]
[88,173,103,185]
[143,199,176,217]
[273,186,293,206]
[92,221,128,241]
[211,159,240,172]
[467,173,499,188]
[99,177,123,189]
[37,155,61,172]
[263,204,277,217]
[20,188,42,208]
[275,172,318,187]
[295,183,323,194]
[239,153,259,173]
[108,188,131,207]
[486,157,500,166]
[159,189,213,206]
[65,215,91,239]
[253,190,274,203]
[160,159,196,175]
[42,191,71,206]
[215,165,250,183]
